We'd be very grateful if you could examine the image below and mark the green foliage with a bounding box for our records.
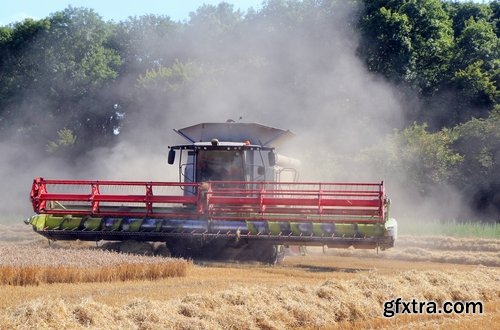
[450,16,499,115]
[0,7,121,153]
[0,26,12,44]
[360,0,454,94]
[46,128,77,153]
[399,0,454,93]
[492,0,500,36]
[360,0,498,128]
[44,7,120,90]
[373,123,463,193]
[137,60,199,91]
[360,6,414,82]
[444,0,493,37]
[189,2,243,34]
[354,122,462,196]
[361,111,499,218]
[453,60,498,108]
[455,17,499,70]
[452,108,500,216]
[398,123,462,187]
[111,14,178,75]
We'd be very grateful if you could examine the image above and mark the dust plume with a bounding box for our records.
[107,1,456,221]
[0,1,467,224]
[110,1,405,173]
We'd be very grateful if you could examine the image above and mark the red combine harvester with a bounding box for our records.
[26,123,397,264]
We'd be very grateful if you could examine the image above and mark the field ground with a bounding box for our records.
[0,224,498,329]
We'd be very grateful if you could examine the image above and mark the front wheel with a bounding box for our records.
[248,242,285,265]
[269,245,285,265]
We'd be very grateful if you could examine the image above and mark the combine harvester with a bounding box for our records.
[26,122,397,264]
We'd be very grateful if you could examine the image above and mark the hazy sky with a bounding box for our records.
[0,0,264,25]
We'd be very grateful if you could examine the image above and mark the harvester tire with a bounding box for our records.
[270,245,286,265]
[166,239,195,259]
[247,242,285,265]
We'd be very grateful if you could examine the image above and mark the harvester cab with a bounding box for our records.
[168,141,275,185]
[167,122,297,186]
[26,122,397,264]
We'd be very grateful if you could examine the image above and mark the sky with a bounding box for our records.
[0,0,264,26]
[1,0,490,26]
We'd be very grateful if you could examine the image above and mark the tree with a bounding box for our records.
[444,1,493,37]
[454,17,499,70]
[453,107,500,218]
[188,2,243,34]
[0,7,121,156]
[491,0,500,37]
[450,17,499,120]
[136,60,200,92]
[453,60,498,108]
[395,123,463,192]
[360,0,454,95]
[46,128,77,153]
[184,2,245,63]
[399,0,454,94]
[0,19,55,144]
[360,6,414,82]
[111,14,179,76]
[356,122,463,195]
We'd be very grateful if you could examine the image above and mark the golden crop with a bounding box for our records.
[0,244,190,286]
[0,267,498,329]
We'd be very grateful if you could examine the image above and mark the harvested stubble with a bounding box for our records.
[396,235,500,252]
[0,268,498,329]
[0,224,41,243]
[324,235,500,267]
[0,244,190,286]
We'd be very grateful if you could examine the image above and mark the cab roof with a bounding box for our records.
[174,122,294,147]
[169,142,273,151]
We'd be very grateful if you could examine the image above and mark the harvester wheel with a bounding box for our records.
[248,242,285,265]
[270,245,285,265]
[166,239,194,259]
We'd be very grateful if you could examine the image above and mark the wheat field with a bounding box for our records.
[0,244,190,286]
[0,267,498,329]
[321,235,500,267]
[0,225,498,329]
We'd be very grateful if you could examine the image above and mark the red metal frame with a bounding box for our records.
[31,178,386,223]
[205,181,385,223]
[30,178,203,219]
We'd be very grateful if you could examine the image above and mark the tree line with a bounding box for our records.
[0,0,498,220]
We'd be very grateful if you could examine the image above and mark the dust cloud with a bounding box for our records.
[0,1,464,223]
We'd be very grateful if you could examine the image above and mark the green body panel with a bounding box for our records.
[44,215,65,229]
[267,222,281,235]
[122,219,143,232]
[82,217,102,230]
[333,223,357,236]
[312,223,326,236]
[246,221,260,234]
[290,223,300,235]
[357,224,385,237]
[60,216,82,230]
[29,214,49,231]
[28,214,81,230]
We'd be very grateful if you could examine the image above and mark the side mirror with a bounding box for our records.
[268,151,276,166]
[168,149,176,165]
